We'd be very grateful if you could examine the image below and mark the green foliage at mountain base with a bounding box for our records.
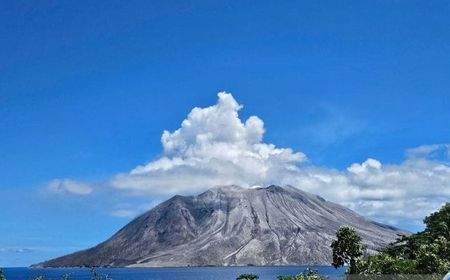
[278,268,327,280]
[355,203,450,274]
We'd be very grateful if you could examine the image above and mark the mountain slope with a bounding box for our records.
[35,185,406,267]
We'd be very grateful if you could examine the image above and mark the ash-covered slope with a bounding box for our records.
[36,185,405,267]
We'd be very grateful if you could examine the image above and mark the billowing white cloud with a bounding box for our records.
[111,92,306,195]
[282,158,450,224]
[51,92,450,226]
[47,179,93,195]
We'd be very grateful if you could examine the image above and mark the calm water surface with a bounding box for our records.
[4,266,346,280]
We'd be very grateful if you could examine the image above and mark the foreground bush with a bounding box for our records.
[355,203,450,274]
[356,254,418,274]
[23,269,110,280]
[236,274,259,280]
[278,268,327,280]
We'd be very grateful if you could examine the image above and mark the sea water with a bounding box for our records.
[3,266,346,280]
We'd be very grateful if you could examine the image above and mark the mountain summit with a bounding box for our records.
[36,185,405,267]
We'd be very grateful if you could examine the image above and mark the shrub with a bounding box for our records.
[236,273,259,280]
[352,203,450,274]
[91,268,111,280]
[278,268,327,280]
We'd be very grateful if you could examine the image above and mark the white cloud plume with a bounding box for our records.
[47,179,93,195]
[54,92,450,226]
[111,92,306,195]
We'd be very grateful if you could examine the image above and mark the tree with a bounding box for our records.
[331,226,366,274]
[424,203,450,241]
[0,268,5,280]
[236,274,259,280]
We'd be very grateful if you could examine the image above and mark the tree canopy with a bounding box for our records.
[331,226,366,274]
[236,274,259,280]
[357,203,450,274]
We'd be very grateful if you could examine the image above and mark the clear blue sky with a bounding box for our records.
[1,0,449,267]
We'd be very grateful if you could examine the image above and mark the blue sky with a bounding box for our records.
[1,0,450,267]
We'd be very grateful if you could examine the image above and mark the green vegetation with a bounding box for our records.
[236,269,328,280]
[236,274,259,280]
[331,226,366,274]
[0,268,5,280]
[61,273,73,280]
[277,268,327,280]
[335,203,450,275]
[23,269,109,280]
[355,253,418,274]
[90,268,111,280]
[357,203,450,274]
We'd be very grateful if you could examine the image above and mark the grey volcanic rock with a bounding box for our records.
[36,185,406,267]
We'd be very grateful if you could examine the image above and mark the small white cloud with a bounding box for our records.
[47,179,93,195]
[110,209,138,218]
[347,158,382,174]
[0,247,34,253]
[406,144,450,160]
[110,201,161,218]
